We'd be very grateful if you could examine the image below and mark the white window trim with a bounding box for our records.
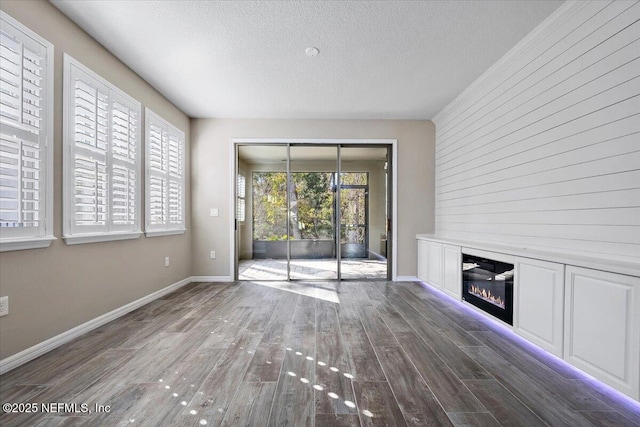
[63,231,141,245]
[145,229,185,237]
[0,11,55,252]
[62,54,142,245]
[0,236,56,252]
[144,108,186,237]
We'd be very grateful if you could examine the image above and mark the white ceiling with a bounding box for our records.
[51,0,563,120]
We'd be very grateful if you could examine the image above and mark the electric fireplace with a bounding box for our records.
[462,254,514,325]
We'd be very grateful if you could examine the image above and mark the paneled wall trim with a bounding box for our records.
[432,0,640,263]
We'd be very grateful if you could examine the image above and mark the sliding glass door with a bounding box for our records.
[289,145,338,279]
[238,145,288,280]
[340,146,389,279]
[236,143,390,281]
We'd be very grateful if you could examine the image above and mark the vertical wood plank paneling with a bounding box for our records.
[433,0,640,262]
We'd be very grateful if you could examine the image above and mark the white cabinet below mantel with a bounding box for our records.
[426,241,443,289]
[442,244,461,300]
[514,258,564,358]
[564,266,640,400]
[415,235,640,401]
[417,239,428,283]
[417,239,443,289]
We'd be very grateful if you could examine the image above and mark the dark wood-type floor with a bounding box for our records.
[1,280,640,426]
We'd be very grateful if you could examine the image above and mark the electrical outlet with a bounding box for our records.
[210,251,216,259]
[165,256,170,267]
[0,296,8,317]
[210,208,219,217]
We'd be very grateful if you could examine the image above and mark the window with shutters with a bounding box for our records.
[63,55,142,245]
[0,12,54,252]
[237,173,246,222]
[145,109,185,236]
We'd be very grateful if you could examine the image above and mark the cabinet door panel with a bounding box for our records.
[564,266,640,400]
[417,240,429,282]
[515,258,564,357]
[427,241,443,288]
[443,244,461,299]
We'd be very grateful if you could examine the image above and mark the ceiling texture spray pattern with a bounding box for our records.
[52,0,563,119]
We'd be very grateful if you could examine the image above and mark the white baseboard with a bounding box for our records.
[395,276,419,282]
[190,276,233,282]
[0,276,192,375]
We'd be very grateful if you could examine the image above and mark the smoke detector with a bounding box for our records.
[305,47,320,57]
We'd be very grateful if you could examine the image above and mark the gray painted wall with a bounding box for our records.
[0,0,191,359]
[191,119,435,278]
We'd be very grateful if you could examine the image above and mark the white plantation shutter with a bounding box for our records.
[168,180,182,225]
[0,12,54,251]
[110,95,138,229]
[145,109,185,236]
[149,176,167,225]
[70,72,109,232]
[73,155,107,226]
[236,173,245,222]
[147,120,166,226]
[111,164,136,226]
[167,131,184,226]
[63,55,141,243]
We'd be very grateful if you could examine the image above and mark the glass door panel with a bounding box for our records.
[340,146,389,279]
[238,144,288,281]
[289,145,338,280]
[340,186,367,258]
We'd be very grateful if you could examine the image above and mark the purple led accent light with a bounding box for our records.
[414,279,640,411]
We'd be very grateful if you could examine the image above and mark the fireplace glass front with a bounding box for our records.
[462,254,514,325]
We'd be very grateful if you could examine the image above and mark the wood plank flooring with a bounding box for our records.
[1,280,640,426]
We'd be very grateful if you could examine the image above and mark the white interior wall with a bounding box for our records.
[191,119,434,279]
[433,0,640,263]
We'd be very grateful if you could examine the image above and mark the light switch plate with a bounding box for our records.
[0,296,8,317]
[210,208,219,217]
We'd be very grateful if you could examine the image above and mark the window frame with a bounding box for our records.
[0,11,55,252]
[62,54,142,245]
[144,108,186,237]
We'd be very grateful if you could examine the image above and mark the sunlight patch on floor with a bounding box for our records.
[249,280,340,303]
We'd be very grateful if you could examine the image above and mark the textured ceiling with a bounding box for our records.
[51,0,563,119]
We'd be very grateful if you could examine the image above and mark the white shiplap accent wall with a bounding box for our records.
[433,0,640,263]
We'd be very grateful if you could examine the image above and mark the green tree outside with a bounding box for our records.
[252,172,367,241]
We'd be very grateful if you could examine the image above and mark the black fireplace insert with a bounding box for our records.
[462,254,514,325]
